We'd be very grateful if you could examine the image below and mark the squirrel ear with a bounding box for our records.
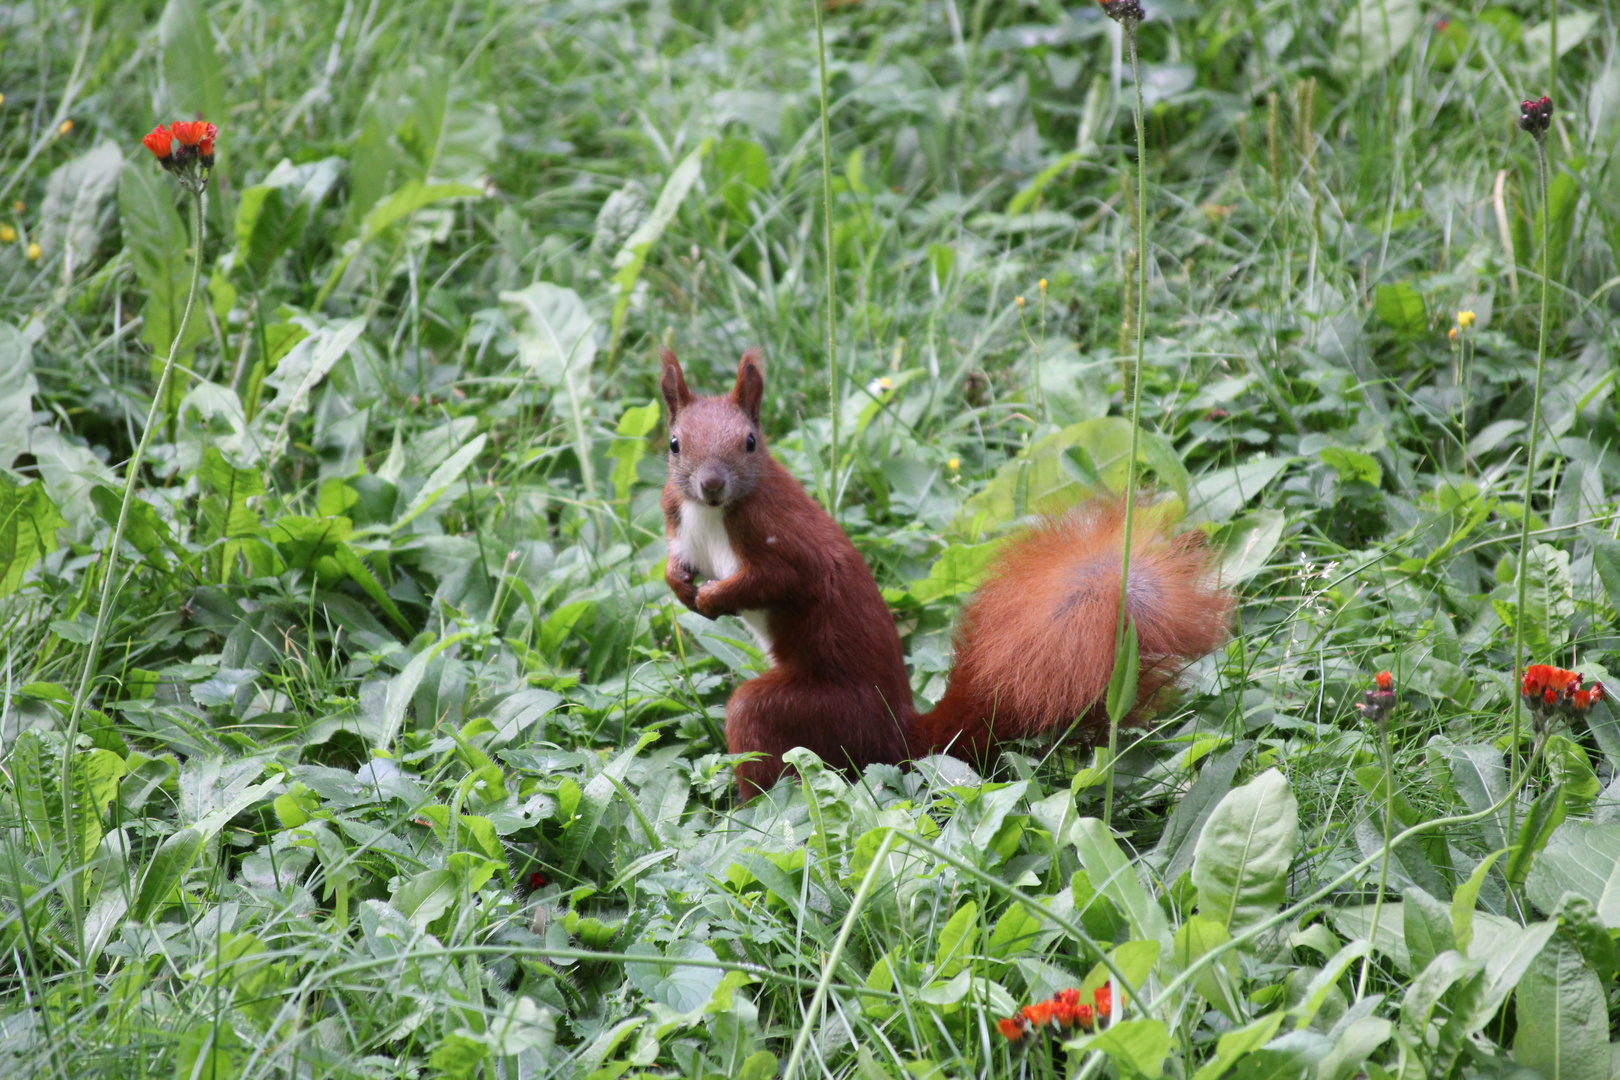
[660,347,693,420]
[732,348,765,426]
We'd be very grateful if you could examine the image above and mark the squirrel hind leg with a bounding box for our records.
[726,669,910,798]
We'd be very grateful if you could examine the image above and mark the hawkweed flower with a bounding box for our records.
[26,242,40,261]
[144,119,218,193]
[1355,671,1397,727]
[1457,310,1475,329]
[0,226,13,243]
[1093,982,1113,1022]
[1448,327,1459,342]
[1522,664,1604,734]
[997,1015,1028,1042]
[1015,295,1025,308]
[998,987,1101,1045]
[1518,96,1553,140]
[57,119,72,135]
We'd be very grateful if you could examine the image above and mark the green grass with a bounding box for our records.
[2,0,1619,1077]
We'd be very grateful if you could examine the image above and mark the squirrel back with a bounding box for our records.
[658,348,1232,795]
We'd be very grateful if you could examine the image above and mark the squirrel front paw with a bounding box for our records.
[694,582,734,619]
[666,559,700,612]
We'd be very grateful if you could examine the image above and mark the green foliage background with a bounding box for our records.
[0,0,1618,1077]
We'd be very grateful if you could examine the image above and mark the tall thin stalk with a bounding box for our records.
[812,0,840,516]
[1508,96,1554,834]
[59,177,206,946]
[1102,1,1148,831]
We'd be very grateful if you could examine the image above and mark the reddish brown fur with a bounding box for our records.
[906,501,1233,764]
[659,349,1232,798]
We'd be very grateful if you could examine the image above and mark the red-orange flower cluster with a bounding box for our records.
[997,984,1111,1043]
[1522,665,1604,728]
[140,119,218,189]
[1356,671,1397,726]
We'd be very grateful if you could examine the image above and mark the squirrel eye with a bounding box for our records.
[669,436,680,454]
[746,433,756,452]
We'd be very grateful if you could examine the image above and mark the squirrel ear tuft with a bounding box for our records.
[660,347,693,419]
[732,348,765,425]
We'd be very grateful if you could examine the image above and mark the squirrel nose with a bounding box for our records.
[699,476,726,504]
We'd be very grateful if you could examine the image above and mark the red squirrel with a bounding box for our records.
[660,348,1232,798]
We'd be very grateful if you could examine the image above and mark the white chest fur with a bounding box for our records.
[674,501,773,660]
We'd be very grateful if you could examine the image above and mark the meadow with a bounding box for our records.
[1,0,1618,1077]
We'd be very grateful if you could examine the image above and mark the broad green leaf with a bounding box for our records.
[953,418,1170,537]
[0,474,66,596]
[1191,768,1299,936]
[608,400,661,506]
[1525,822,1620,929]
[559,733,659,876]
[264,317,367,461]
[1218,511,1284,585]
[1334,0,1420,76]
[1491,543,1574,657]
[1188,457,1293,524]
[1506,783,1566,885]
[1317,1015,1393,1080]
[1072,817,1170,944]
[1190,1011,1284,1080]
[1064,1018,1171,1078]
[1373,282,1426,333]
[1289,938,1372,1030]
[378,632,472,750]
[392,868,458,929]
[626,940,724,1012]
[907,538,1008,604]
[1403,886,1454,975]
[609,140,711,354]
[987,903,1043,960]
[159,0,225,121]
[361,181,483,241]
[1318,447,1382,486]
[90,485,177,572]
[500,283,600,390]
[1512,937,1609,1080]
[932,901,978,980]
[1428,736,1509,848]
[38,141,122,279]
[0,321,36,470]
[393,433,486,530]
[715,135,769,218]
[119,162,209,362]
[133,827,205,921]
[199,447,269,581]
[1173,915,1239,1016]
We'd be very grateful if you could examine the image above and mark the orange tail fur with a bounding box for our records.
[907,499,1232,764]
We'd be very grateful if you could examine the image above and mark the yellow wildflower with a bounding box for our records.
[1015,296,1025,308]
[947,458,960,471]
[26,242,41,260]
[1457,310,1475,329]
[1448,327,1458,342]
[58,119,72,135]
[1038,278,1048,293]
[0,226,13,243]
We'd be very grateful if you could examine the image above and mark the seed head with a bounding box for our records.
[1098,0,1145,28]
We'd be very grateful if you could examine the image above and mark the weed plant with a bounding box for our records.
[1,1,1619,1078]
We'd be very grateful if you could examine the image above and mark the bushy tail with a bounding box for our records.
[907,499,1232,763]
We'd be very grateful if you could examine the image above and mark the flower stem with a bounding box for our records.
[59,187,204,936]
[812,0,840,517]
[1103,23,1148,831]
[1508,137,1552,839]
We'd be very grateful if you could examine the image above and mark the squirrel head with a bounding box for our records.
[660,347,767,509]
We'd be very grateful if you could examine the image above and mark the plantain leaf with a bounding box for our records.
[1191,768,1299,937]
